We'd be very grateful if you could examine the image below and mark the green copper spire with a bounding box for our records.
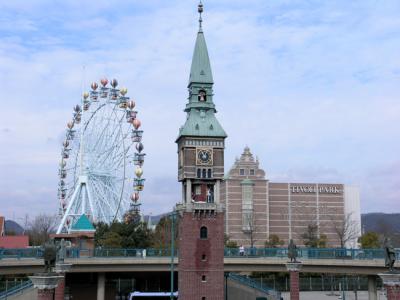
[188,1,213,85]
[177,2,227,140]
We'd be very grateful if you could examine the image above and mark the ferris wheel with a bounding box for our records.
[56,78,145,234]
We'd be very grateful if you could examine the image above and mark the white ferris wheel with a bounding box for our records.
[56,78,145,234]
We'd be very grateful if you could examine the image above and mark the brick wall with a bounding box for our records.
[178,212,225,300]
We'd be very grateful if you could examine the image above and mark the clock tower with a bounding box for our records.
[176,2,227,300]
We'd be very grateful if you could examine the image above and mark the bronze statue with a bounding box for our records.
[57,238,66,263]
[383,237,396,272]
[43,240,57,273]
[288,239,298,262]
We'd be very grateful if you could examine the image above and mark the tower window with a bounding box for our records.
[200,226,208,239]
[201,254,206,261]
[202,297,206,300]
[198,90,207,102]
[239,169,245,176]
[202,169,207,178]
[250,169,255,175]
[207,169,212,178]
[197,169,201,178]
[202,275,206,282]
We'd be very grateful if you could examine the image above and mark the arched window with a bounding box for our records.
[198,90,207,102]
[202,169,207,178]
[200,226,208,239]
[197,169,201,178]
[207,169,212,178]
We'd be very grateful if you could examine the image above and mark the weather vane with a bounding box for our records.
[198,1,203,30]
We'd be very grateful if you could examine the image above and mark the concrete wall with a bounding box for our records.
[227,277,274,300]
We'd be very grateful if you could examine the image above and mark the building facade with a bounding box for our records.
[176,3,226,300]
[221,147,361,248]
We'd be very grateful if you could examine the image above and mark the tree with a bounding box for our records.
[95,220,154,248]
[301,223,327,248]
[330,213,360,248]
[26,214,57,246]
[152,216,178,250]
[99,231,123,248]
[265,234,285,248]
[224,234,238,248]
[358,232,380,249]
[243,211,257,248]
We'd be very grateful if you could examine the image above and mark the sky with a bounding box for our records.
[0,0,399,223]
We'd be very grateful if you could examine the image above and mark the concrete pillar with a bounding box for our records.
[37,289,54,300]
[286,262,302,300]
[97,272,105,300]
[368,275,377,300]
[186,179,192,203]
[54,275,65,300]
[378,273,400,300]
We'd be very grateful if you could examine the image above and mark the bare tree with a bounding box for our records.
[330,213,359,248]
[301,221,327,248]
[27,214,57,246]
[243,211,258,248]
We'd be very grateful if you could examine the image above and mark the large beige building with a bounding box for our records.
[220,147,361,248]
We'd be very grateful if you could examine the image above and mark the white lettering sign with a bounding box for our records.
[291,185,341,194]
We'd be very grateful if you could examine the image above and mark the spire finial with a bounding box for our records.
[198,1,203,32]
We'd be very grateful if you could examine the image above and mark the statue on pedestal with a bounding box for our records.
[43,240,57,273]
[384,237,396,272]
[288,239,298,263]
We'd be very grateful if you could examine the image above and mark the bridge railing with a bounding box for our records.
[0,247,398,260]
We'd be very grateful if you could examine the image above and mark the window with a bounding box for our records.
[239,169,245,176]
[197,169,201,178]
[201,275,206,282]
[202,297,206,300]
[198,90,207,102]
[200,226,208,239]
[250,169,255,175]
[242,210,253,232]
[202,169,206,178]
[207,169,212,178]
[201,254,206,261]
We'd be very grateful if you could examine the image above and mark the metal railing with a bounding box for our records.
[0,247,398,260]
[228,273,281,299]
[0,280,33,299]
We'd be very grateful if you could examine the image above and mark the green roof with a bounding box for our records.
[189,30,213,85]
[178,109,227,139]
[70,214,95,231]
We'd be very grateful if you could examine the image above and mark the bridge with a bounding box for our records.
[1,247,399,275]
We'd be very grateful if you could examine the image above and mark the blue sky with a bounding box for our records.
[0,0,399,221]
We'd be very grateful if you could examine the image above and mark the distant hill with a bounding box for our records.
[361,213,400,233]
[4,220,24,235]
[362,213,400,247]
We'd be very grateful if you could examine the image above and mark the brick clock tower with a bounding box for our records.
[176,2,227,300]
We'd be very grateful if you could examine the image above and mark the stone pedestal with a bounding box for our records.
[378,272,400,300]
[286,262,302,300]
[368,275,377,300]
[37,288,55,300]
[54,263,72,300]
[29,274,63,300]
[97,272,105,300]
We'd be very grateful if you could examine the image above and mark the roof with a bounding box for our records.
[188,30,213,85]
[70,214,95,232]
[0,236,29,248]
[178,109,227,139]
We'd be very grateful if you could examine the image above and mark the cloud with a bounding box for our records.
[1,0,400,221]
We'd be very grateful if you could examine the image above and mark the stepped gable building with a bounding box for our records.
[176,2,226,300]
[221,147,361,248]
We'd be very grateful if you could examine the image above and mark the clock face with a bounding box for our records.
[196,148,213,165]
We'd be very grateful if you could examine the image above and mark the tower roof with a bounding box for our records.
[70,214,95,232]
[188,30,213,85]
